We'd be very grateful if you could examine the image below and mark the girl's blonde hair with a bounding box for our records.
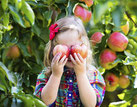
[44,16,95,76]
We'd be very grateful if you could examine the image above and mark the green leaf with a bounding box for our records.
[112,57,123,64]
[14,93,35,107]
[65,0,76,16]
[42,0,54,5]
[1,0,8,11]
[93,2,109,24]
[15,0,23,11]
[118,89,137,101]
[23,59,32,69]
[18,43,31,57]
[124,50,136,58]
[27,1,49,8]
[128,39,137,56]
[43,10,53,27]
[9,4,25,28]
[133,104,137,107]
[26,94,46,107]
[55,0,67,3]
[0,31,3,43]
[117,93,125,100]
[0,84,7,93]
[31,23,41,37]
[31,63,42,74]
[11,98,24,107]
[21,0,35,25]
[0,71,9,93]
[109,101,131,107]
[112,6,123,27]
[0,62,17,86]
[14,92,46,107]
[3,13,9,27]
[123,57,137,69]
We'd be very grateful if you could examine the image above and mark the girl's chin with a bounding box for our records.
[65,61,74,68]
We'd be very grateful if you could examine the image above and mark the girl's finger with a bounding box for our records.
[59,55,66,64]
[52,53,60,62]
[63,58,68,65]
[54,53,62,63]
[52,54,57,63]
[77,53,84,63]
[70,54,76,65]
[74,53,81,64]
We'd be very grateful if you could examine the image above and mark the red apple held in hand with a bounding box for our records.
[119,75,130,89]
[90,32,104,46]
[107,32,128,52]
[71,44,88,59]
[99,49,117,70]
[105,73,119,92]
[53,45,70,58]
[74,4,92,23]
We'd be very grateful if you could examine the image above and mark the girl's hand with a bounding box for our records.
[51,53,68,77]
[70,53,86,76]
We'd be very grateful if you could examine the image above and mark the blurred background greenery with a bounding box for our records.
[0,0,137,106]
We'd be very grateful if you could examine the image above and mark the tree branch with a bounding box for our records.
[125,11,137,28]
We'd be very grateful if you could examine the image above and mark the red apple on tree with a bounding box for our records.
[80,0,93,7]
[53,44,70,58]
[70,44,88,59]
[85,0,93,7]
[7,45,20,59]
[90,32,104,46]
[73,4,92,23]
[119,75,130,89]
[99,49,117,70]
[106,85,117,92]
[107,32,128,52]
[105,72,119,92]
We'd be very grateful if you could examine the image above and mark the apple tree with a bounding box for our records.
[0,0,137,106]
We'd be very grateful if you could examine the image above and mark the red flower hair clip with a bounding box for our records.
[49,24,60,40]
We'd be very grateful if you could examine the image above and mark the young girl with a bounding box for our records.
[34,16,105,107]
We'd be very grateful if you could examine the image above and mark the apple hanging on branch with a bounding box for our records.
[118,75,130,89]
[99,49,117,70]
[90,32,104,46]
[7,45,20,59]
[73,3,92,23]
[107,32,128,52]
[105,72,119,92]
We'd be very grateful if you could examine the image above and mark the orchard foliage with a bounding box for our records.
[0,0,137,106]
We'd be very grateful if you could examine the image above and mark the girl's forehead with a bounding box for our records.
[57,30,82,45]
